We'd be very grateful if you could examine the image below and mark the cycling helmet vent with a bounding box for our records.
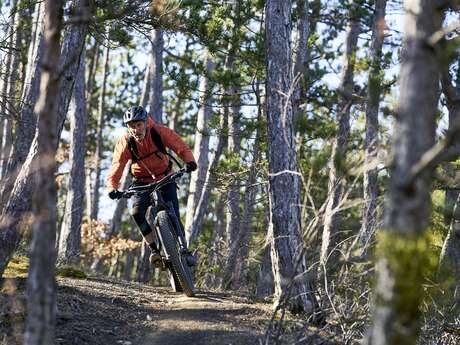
[123,106,147,125]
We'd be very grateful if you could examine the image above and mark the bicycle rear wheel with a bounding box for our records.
[156,211,195,297]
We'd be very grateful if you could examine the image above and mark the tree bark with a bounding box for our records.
[364,1,442,343]
[320,0,360,267]
[291,0,309,122]
[108,165,131,235]
[186,96,228,245]
[0,2,44,209]
[438,65,460,283]
[184,51,214,234]
[265,0,318,315]
[0,0,19,179]
[58,48,87,266]
[90,38,110,221]
[222,82,263,290]
[24,1,63,344]
[358,0,387,253]
[145,29,164,123]
[229,118,262,290]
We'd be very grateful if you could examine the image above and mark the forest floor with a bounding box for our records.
[1,275,341,345]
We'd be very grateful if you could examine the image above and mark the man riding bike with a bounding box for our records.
[107,105,197,267]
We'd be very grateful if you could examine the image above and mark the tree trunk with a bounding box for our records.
[24,1,63,344]
[256,242,274,298]
[291,0,309,122]
[0,0,19,179]
[58,48,87,266]
[0,0,91,277]
[265,0,318,315]
[90,38,110,221]
[145,29,163,123]
[0,2,44,208]
[186,97,228,245]
[364,1,442,343]
[229,119,262,290]
[108,165,131,235]
[85,39,100,115]
[438,64,460,283]
[319,0,360,267]
[202,195,227,289]
[358,0,387,253]
[222,83,263,290]
[184,51,214,234]
[136,242,152,283]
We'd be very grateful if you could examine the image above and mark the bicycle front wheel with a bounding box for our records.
[156,211,195,297]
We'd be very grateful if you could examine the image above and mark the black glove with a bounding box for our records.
[109,190,123,200]
[185,161,197,173]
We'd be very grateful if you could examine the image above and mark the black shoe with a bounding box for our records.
[149,251,162,268]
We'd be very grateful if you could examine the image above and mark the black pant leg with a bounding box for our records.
[130,192,153,236]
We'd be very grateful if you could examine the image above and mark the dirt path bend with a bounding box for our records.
[56,277,271,345]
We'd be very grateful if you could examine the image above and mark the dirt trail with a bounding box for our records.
[2,276,272,345]
[2,276,340,345]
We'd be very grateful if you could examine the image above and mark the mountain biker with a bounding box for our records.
[107,105,197,267]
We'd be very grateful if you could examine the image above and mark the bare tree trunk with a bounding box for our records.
[58,48,87,266]
[438,64,460,283]
[186,99,228,245]
[222,82,263,290]
[265,0,318,315]
[85,39,100,115]
[90,39,110,221]
[0,0,91,277]
[24,1,63,344]
[225,90,241,250]
[364,1,442,343]
[108,165,131,235]
[229,121,262,290]
[291,0,309,121]
[184,51,214,234]
[319,0,360,267]
[440,191,460,282]
[136,242,152,283]
[256,238,274,298]
[0,0,19,179]
[145,29,163,123]
[0,2,44,208]
[358,0,387,253]
[202,195,227,289]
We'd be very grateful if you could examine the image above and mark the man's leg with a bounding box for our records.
[130,192,162,266]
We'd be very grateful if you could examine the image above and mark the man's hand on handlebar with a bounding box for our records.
[108,190,124,200]
[185,161,197,173]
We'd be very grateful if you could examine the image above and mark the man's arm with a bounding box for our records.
[157,125,196,164]
[107,135,131,191]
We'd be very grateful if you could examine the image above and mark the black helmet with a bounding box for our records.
[123,106,147,125]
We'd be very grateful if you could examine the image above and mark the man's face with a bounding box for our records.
[127,120,147,141]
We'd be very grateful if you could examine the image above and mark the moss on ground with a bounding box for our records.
[56,266,87,279]
[3,255,29,278]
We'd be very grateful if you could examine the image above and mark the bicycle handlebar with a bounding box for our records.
[120,168,187,199]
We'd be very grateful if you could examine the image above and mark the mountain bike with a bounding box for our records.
[120,168,195,297]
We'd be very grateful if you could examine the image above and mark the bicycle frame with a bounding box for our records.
[122,169,189,260]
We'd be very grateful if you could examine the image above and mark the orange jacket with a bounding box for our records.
[107,117,195,190]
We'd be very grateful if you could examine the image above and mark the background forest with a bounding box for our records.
[1,0,460,344]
